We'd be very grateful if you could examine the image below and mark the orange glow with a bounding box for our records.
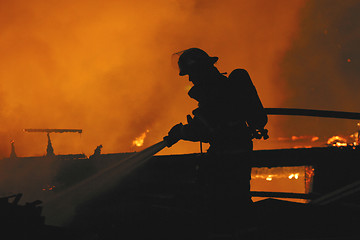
[291,136,305,141]
[311,136,319,142]
[252,168,303,181]
[277,135,319,143]
[251,166,307,203]
[0,0,307,158]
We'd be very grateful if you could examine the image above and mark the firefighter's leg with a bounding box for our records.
[214,153,254,234]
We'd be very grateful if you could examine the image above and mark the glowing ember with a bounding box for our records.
[132,130,150,147]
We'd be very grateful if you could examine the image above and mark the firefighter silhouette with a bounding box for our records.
[90,144,103,159]
[164,48,268,235]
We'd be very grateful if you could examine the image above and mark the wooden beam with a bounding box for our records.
[251,191,314,200]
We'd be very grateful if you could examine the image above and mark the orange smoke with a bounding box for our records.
[0,0,307,158]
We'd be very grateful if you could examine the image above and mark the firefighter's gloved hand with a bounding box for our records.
[163,123,183,147]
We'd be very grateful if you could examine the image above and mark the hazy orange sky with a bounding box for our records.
[0,0,310,157]
[4,0,359,158]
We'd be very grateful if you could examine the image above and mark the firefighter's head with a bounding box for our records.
[177,48,218,77]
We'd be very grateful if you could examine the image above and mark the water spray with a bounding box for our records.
[42,140,167,226]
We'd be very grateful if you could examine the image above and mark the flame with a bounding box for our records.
[327,136,347,147]
[132,130,150,147]
[288,173,299,179]
[266,175,273,181]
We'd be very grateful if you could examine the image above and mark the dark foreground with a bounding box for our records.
[2,147,360,239]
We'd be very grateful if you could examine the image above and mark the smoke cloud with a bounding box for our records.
[277,0,360,140]
[0,0,307,158]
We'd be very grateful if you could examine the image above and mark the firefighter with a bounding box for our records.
[164,48,268,236]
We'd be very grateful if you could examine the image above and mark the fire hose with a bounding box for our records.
[43,140,167,226]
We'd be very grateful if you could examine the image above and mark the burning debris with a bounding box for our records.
[326,122,360,148]
[270,121,360,149]
[327,136,348,147]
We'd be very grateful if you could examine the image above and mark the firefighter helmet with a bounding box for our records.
[177,48,218,76]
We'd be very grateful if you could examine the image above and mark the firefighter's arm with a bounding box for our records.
[163,123,183,147]
[163,113,211,147]
[181,115,211,143]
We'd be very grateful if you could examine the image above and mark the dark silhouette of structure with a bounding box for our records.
[164,48,268,236]
[4,110,360,239]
